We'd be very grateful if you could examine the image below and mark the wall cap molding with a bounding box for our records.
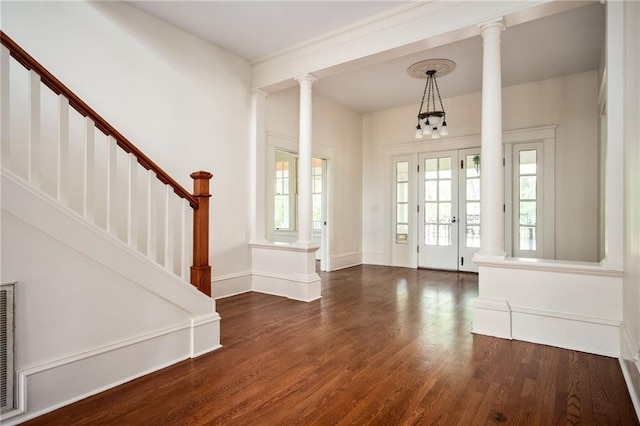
[475,256,624,277]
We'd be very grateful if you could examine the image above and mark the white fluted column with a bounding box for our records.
[477,20,506,260]
[295,74,317,246]
[250,89,268,244]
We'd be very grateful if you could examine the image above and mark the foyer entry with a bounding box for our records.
[412,148,481,272]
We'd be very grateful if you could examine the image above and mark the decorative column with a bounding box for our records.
[191,171,213,297]
[477,20,506,260]
[295,74,317,247]
[250,89,268,244]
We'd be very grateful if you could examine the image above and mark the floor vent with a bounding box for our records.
[0,282,15,414]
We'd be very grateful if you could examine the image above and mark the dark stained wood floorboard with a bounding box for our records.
[23,265,639,425]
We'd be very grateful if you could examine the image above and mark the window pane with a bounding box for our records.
[425,158,438,179]
[519,176,536,200]
[313,176,322,193]
[519,150,537,174]
[466,155,480,178]
[466,178,480,201]
[275,196,289,229]
[313,194,322,221]
[425,202,437,223]
[438,224,451,246]
[519,226,537,250]
[438,180,451,201]
[425,224,438,246]
[519,201,537,225]
[438,202,451,223]
[466,225,480,248]
[425,181,437,201]
[397,161,409,182]
[396,225,408,244]
[438,157,452,179]
[397,182,408,203]
[397,204,408,223]
[466,202,480,224]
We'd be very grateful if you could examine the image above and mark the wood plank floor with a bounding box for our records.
[25,265,638,425]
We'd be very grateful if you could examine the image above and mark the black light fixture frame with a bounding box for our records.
[415,69,447,130]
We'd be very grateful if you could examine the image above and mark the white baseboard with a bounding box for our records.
[212,271,252,299]
[330,252,362,271]
[620,322,640,419]
[252,272,321,302]
[472,297,621,357]
[471,298,512,339]
[2,318,221,426]
[511,306,620,357]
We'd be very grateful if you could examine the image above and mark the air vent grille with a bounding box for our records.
[0,282,15,414]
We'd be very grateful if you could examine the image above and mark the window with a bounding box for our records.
[274,154,296,231]
[312,158,323,231]
[464,154,481,248]
[395,161,409,244]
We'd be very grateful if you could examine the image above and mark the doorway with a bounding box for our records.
[417,148,481,272]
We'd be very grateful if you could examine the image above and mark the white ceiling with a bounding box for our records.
[128,1,604,113]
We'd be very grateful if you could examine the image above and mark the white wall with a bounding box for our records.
[621,0,640,415]
[1,1,253,281]
[362,71,599,263]
[266,87,363,269]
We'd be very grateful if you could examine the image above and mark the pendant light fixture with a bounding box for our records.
[408,59,456,139]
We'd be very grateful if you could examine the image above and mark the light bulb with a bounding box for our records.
[440,121,449,136]
[414,125,423,139]
[431,127,440,139]
[424,125,432,135]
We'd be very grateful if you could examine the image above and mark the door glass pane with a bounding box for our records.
[466,155,480,178]
[438,180,451,201]
[520,201,537,225]
[397,161,409,182]
[425,202,437,223]
[438,225,451,246]
[397,204,408,224]
[519,150,537,174]
[396,224,408,244]
[519,176,536,200]
[438,202,451,223]
[397,182,408,203]
[519,226,536,250]
[425,181,437,201]
[466,202,480,224]
[466,178,480,201]
[438,157,452,179]
[425,224,438,245]
[466,225,480,248]
[425,159,438,179]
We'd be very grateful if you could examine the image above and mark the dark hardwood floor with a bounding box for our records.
[24,265,638,425]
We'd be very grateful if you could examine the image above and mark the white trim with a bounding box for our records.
[474,256,623,277]
[2,319,221,426]
[329,252,362,271]
[249,241,320,253]
[620,322,640,418]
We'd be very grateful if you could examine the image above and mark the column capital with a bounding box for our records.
[478,18,505,35]
[295,74,318,86]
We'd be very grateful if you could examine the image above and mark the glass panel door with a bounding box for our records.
[458,149,481,272]
[418,151,459,270]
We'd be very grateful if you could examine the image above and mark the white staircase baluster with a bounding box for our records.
[57,95,70,205]
[146,169,157,262]
[28,70,41,187]
[164,184,174,273]
[127,153,138,249]
[83,117,95,221]
[180,199,191,281]
[106,136,117,236]
[1,47,10,170]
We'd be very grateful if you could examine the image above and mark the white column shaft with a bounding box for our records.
[295,75,317,246]
[478,21,506,259]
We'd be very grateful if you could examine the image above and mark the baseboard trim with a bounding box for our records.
[252,272,321,302]
[3,318,221,425]
[620,322,640,419]
[212,271,252,300]
[330,252,362,271]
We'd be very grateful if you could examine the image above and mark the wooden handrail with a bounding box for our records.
[0,31,198,209]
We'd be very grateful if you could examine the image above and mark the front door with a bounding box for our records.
[418,149,481,271]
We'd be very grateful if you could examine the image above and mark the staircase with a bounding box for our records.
[0,32,221,424]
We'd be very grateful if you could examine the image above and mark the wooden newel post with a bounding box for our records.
[190,171,213,296]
